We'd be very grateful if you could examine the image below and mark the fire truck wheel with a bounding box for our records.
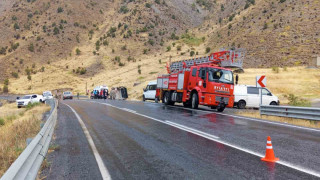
[164,92,170,105]
[237,100,246,109]
[217,106,225,112]
[183,102,191,107]
[211,106,217,109]
[143,95,146,101]
[191,93,199,109]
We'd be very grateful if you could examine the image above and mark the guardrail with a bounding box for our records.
[1,99,58,180]
[260,105,320,121]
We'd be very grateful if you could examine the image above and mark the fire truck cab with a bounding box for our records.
[156,49,244,112]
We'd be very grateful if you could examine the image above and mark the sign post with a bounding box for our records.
[256,75,266,108]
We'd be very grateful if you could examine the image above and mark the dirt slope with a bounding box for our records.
[0,0,319,100]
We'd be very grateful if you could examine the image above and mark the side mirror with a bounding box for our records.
[268,92,272,96]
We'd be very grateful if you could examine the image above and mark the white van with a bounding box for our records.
[234,85,279,109]
[143,80,157,102]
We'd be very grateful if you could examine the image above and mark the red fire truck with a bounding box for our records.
[156,49,244,112]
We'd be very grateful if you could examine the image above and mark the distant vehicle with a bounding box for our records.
[63,91,73,100]
[92,85,109,99]
[16,94,44,108]
[234,85,279,109]
[143,80,157,102]
[43,91,53,101]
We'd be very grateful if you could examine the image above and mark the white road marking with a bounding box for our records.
[168,105,320,133]
[90,101,320,178]
[64,104,112,180]
[165,121,219,139]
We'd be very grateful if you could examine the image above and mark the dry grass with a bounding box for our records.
[236,111,320,129]
[0,102,50,176]
[238,67,320,104]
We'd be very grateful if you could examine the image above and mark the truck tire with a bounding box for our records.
[163,92,170,105]
[217,106,225,112]
[183,101,191,108]
[143,95,146,102]
[191,93,199,109]
[237,100,246,109]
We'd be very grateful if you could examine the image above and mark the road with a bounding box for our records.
[42,99,320,179]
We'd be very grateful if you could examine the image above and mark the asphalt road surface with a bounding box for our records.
[43,99,320,180]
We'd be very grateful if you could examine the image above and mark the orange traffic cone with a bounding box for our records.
[261,136,279,162]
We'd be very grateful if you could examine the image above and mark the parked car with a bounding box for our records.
[63,91,73,100]
[143,80,157,102]
[234,85,279,109]
[43,91,53,101]
[16,94,44,108]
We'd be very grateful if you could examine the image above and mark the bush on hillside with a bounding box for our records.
[284,94,311,107]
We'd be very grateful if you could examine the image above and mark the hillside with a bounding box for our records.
[0,0,319,100]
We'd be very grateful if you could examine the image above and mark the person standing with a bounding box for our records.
[103,89,106,100]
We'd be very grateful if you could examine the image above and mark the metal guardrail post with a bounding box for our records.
[1,99,58,180]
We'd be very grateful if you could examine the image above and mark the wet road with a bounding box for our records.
[44,99,320,179]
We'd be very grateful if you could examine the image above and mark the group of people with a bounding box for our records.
[91,88,120,100]
[91,89,109,99]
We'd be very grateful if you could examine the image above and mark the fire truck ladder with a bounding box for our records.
[167,49,245,73]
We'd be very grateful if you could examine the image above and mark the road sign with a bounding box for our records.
[256,75,266,88]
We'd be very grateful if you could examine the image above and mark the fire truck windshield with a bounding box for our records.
[208,68,234,84]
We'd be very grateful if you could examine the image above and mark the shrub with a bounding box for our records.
[28,43,34,52]
[0,118,4,126]
[119,62,125,66]
[120,6,129,13]
[221,4,224,11]
[279,0,286,3]
[145,3,151,8]
[12,72,19,78]
[40,66,45,72]
[103,40,108,46]
[190,51,195,56]
[206,47,211,53]
[12,16,17,21]
[177,46,182,51]
[143,49,148,54]
[3,85,8,93]
[57,7,63,13]
[155,0,160,4]
[79,68,86,75]
[27,74,32,81]
[76,48,81,55]
[4,79,9,86]
[159,59,161,64]
[271,66,279,73]
[121,45,127,50]
[263,23,268,30]
[166,46,171,51]
[285,94,311,107]
[148,39,154,46]
[53,27,59,35]
[14,23,20,30]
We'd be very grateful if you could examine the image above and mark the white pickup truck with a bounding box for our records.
[16,94,44,108]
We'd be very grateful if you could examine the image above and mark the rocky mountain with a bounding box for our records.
[0,0,319,95]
